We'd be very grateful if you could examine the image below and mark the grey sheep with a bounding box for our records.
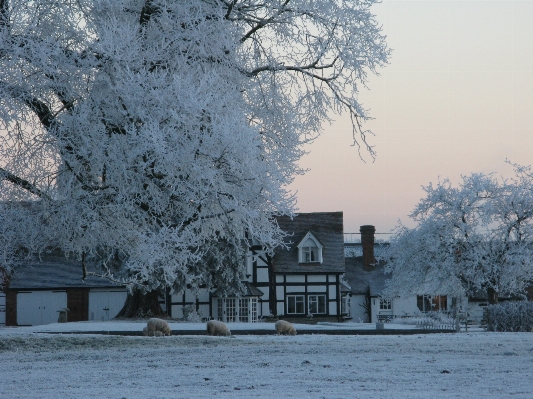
[206,320,231,336]
[146,318,172,336]
[275,320,297,336]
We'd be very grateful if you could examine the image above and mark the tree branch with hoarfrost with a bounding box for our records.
[0,0,389,314]
[384,170,533,305]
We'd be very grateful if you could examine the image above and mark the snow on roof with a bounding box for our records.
[8,254,124,290]
[212,282,264,297]
[344,257,388,296]
[274,212,345,274]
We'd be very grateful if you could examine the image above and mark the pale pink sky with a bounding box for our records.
[290,0,533,237]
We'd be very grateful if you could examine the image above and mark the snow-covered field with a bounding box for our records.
[2,322,533,399]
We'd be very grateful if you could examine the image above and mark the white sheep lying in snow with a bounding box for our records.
[146,318,172,336]
[206,320,231,336]
[275,320,297,336]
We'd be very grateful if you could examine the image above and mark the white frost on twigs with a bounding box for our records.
[0,0,389,292]
[384,169,533,303]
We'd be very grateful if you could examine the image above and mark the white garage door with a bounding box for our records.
[89,290,127,321]
[17,291,68,326]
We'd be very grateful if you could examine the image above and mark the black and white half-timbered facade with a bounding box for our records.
[169,212,347,322]
[3,212,346,325]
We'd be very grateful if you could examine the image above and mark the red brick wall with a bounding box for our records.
[360,225,376,271]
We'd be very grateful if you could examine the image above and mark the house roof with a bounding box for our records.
[8,254,124,290]
[273,212,345,274]
[212,281,264,297]
[344,242,390,258]
[344,257,388,296]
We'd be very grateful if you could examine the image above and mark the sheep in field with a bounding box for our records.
[143,326,165,337]
[206,320,231,336]
[275,320,297,336]
[146,318,172,336]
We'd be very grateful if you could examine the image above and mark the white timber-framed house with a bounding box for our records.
[169,212,347,322]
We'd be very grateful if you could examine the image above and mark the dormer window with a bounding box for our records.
[297,232,323,264]
[302,246,318,262]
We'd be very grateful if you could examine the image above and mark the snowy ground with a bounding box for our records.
[0,320,423,335]
[1,322,532,399]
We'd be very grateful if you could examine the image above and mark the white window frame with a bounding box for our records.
[218,297,259,323]
[417,295,448,312]
[308,294,326,314]
[238,298,249,322]
[217,298,223,320]
[226,298,236,322]
[301,246,319,262]
[379,299,392,310]
[287,295,305,315]
[250,298,258,322]
[341,294,350,316]
[297,232,323,264]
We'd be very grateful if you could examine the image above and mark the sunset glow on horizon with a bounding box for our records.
[291,0,533,237]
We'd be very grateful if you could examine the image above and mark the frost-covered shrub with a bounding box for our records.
[183,305,202,323]
[486,301,533,332]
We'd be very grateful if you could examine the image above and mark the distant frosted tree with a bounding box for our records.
[0,0,389,316]
[384,170,533,305]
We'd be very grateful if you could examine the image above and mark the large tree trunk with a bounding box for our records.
[115,288,167,319]
[487,287,499,305]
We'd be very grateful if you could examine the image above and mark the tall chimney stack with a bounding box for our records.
[360,225,376,271]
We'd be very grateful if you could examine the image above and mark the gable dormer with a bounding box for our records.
[297,232,323,264]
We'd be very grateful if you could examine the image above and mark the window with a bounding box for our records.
[218,297,259,323]
[301,246,319,262]
[417,295,447,312]
[308,295,326,314]
[250,298,258,322]
[226,298,236,322]
[287,295,305,314]
[217,298,223,320]
[238,298,249,322]
[379,299,392,310]
[297,232,323,263]
[341,295,350,316]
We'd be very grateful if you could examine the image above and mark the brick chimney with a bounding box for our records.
[360,225,376,271]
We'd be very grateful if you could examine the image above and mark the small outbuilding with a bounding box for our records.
[4,251,127,326]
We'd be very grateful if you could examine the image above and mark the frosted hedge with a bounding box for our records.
[486,301,533,332]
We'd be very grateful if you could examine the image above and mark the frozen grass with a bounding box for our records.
[0,320,421,335]
[1,322,532,398]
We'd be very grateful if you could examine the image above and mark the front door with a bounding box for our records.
[217,297,258,323]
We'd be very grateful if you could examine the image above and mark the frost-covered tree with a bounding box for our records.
[384,170,533,305]
[0,0,389,316]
